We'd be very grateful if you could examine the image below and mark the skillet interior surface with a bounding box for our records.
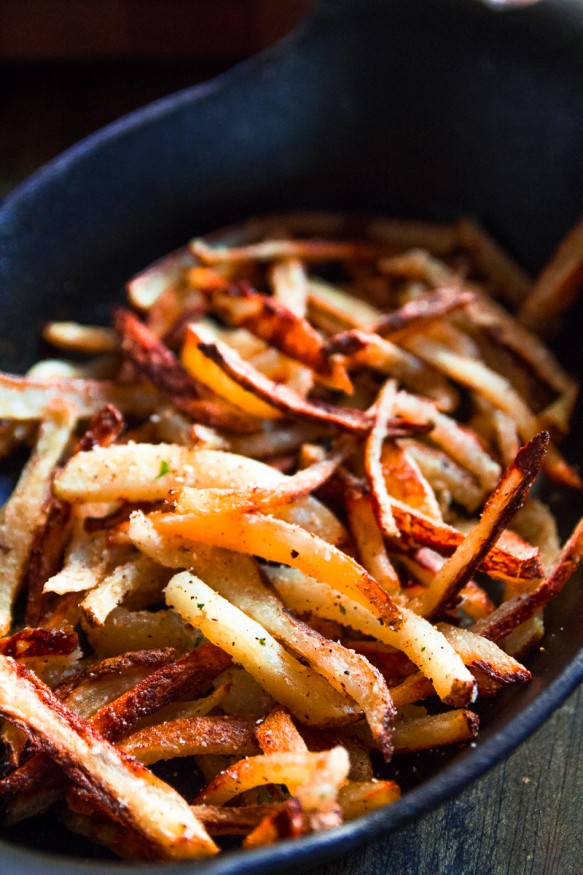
[0,0,582,871]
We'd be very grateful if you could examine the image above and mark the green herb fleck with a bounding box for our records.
[156,460,171,479]
[257,638,266,646]
[197,603,205,610]
[339,604,347,616]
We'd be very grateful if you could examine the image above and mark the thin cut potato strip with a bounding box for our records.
[364,379,399,536]
[256,707,308,754]
[165,571,360,727]
[0,373,158,420]
[393,709,479,753]
[175,548,395,758]
[43,322,118,355]
[55,445,345,544]
[0,656,217,859]
[417,433,548,616]
[518,214,583,334]
[0,402,77,633]
[155,511,402,628]
[267,567,476,707]
[120,716,259,764]
[194,746,350,809]
[192,333,374,435]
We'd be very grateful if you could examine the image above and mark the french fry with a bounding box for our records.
[267,567,476,707]
[43,322,118,355]
[417,433,548,616]
[120,716,259,764]
[175,548,395,758]
[194,746,350,809]
[256,707,308,754]
[165,571,360,727]
[0,373,158,420]
[0,656,218,859]
[114,308,257,432]
[337,780,400,821]
[344,482,401,596]
[393,709,479,753]
[192,333,373,435]
[270,258,309,317]
[518,215,583,334]
[0,402,77,633]
[155,511,402,628]
[364,379,399,536]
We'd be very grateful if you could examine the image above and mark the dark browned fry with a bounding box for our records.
[0,656,217,859]
[367,286,473,340]
[207,284,351,390]
[195,336,373,434]
[1,645,231,816]
[388,498,543,580]
[74,404,124,453]
[25,496,72,625]
[473,516,583,642]
[420,432,549,616]
[0,627,78,658]
[243,797,306,848]
[114,308,256,432]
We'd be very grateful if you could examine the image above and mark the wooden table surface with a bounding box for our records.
[1,54,581,875]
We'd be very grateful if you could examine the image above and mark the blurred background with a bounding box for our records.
[0,0,312,195]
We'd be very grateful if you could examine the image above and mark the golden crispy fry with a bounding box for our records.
[194,746,350,809]
[270,258,309,317]
[393,709,479,753]
[364,380,399,536]
[344,482,401,596]
[256,707,308,754]
[120,716,259,764]
[338,780,400,820]
[0,656,218,859]
[155,511,401,628]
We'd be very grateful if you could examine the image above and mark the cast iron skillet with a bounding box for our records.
[0,0,582,871]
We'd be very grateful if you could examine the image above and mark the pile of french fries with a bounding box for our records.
[0,211,581,861]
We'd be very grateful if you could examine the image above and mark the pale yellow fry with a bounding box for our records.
[55,445,345,545]
[182,548,394,757]
[80,555,168,627]
[270,259,309,318]
[165,572,359,727]
[338,780,400,821]
[195,747,350,811]
[43,525,110,596]
[0,402,76,633]
[0,374,157,421]
[181,325,280,420]
[267,567,476,707]
[42,322,118,355]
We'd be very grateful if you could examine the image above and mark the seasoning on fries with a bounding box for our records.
[0,211,581,861]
